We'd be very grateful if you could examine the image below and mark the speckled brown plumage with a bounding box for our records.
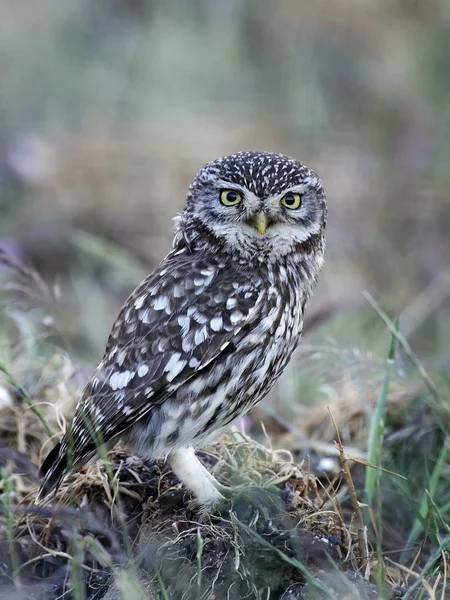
[38,151,327,507]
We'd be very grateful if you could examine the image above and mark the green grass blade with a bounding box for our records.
[156,571,170,600]
[400,437,450,564]
[196,526,204,588]
[365,317,399,508]
[402,534,450,599]
[0,468,20,582]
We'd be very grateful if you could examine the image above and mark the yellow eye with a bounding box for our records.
[220,189,243,206]
[281,192,302,209]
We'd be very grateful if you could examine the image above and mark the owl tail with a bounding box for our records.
[36,441,68,503]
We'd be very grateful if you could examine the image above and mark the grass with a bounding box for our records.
[196,526,204,589]
[363,312,399,592]
[157,571,170,600]
[0,468,20,582]
[364,316,399,508]
[403,440,450,563]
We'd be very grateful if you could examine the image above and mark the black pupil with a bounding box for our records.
[284,194,296,205]
[226,191,238,202]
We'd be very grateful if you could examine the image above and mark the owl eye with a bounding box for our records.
[220,189,243,206]
[281,192,302,209]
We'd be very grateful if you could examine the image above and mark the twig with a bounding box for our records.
[328,407,369,573]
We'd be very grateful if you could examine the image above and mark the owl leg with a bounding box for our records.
[169,446,225,507]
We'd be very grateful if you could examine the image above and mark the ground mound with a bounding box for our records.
[0,390,394,600]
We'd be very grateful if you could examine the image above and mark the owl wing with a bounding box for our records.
[67,249,263,456]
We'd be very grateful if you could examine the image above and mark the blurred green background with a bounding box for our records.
[1,0,449,387]
[2,5,450,586]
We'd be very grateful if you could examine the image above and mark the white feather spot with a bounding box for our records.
[226,297,237,309]
[116,349,127,366]
[210,316,223,332]
[164,353,186,382]
[110,370,135,390]
[230,310,244,325]
[268,305,278,318]
[134,294,147,309]
[109,372,119,390]
[194,325,208,345]
[187,307,208,324]
[139,309,150,324]
[153,296,168,311]
[138,364,149,377]
[258,315,276,331]
[178,315,190,334]
[200,272,215,286]
[173,284,184,298]
[189,357,200,368]
[182,337,194,353]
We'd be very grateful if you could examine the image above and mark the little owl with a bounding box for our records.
[38,151,327,508]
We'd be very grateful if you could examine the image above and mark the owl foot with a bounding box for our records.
[169,446,225,509]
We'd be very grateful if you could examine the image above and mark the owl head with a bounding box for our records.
[176,151,327,263]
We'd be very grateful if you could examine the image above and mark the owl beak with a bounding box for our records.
[253,211,269,235]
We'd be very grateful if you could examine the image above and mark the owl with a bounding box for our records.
[38,151,327,508]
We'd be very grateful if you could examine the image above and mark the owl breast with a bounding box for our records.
[127,261,306,459]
